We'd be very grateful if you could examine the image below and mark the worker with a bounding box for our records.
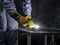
[0,0,32,45]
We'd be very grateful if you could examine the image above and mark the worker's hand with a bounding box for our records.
[22,15,32,27]
[25,15,32,20]
[17,16,29,26]
[22,20,35,27]
[18,15,35,27]
[23,15,35,27]
[21,15,35,27]
[28,20,35,28]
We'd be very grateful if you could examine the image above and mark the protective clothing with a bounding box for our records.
[22,15,35,27]
[0,0,32,45]
[0,0,18,31]
[23,0,32,15]
[0,0,18,45]
[0,0,32,30]
[17,15,28,25]
[28,20,35,27]
[0,30,17,45]
[23,20,35,27]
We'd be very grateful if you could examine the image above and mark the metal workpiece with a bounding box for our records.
[20,27,60,34]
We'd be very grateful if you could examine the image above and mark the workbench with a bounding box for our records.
[20,28,60,45]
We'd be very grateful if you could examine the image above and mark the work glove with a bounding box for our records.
[25,15,32,20]
[22,15,35,27]
[17,16,28,25]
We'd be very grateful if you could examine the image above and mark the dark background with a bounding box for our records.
[31,0,60,28]
[14,0,60,45]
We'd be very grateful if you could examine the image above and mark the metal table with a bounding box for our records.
[20,28,60,45]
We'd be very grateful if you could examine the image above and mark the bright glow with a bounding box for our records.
[30,24,40,29]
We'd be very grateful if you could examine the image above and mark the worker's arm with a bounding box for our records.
[3,0,28,25]
[3,0,16,14]
[23,0,32,16]
[23,0,34,21]
[23,0,32,19]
